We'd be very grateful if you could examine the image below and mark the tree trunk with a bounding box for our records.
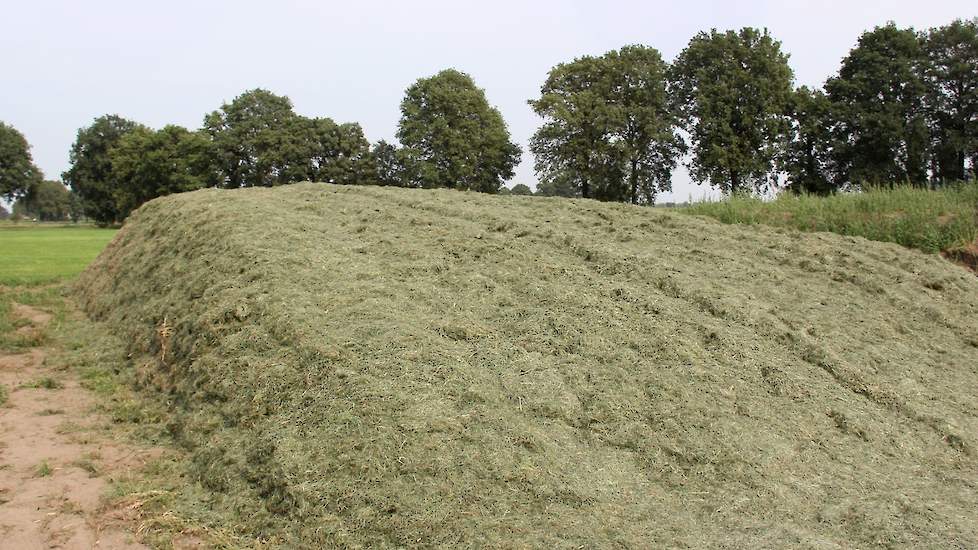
[630,159,639,204]
[730,169,741,195]
[581,177,590,199]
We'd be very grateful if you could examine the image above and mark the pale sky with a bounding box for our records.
[2,0,974,203]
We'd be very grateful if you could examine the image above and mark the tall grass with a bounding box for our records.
[683,183,978,253]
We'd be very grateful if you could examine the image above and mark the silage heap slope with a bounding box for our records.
[77,183,978,548]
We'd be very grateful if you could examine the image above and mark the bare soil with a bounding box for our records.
[0,304,151,549]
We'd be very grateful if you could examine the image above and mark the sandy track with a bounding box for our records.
[0,304,151,549]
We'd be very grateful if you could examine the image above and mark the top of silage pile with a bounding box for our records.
[77,183,978,548]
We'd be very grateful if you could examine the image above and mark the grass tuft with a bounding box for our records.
[35,460,52,478]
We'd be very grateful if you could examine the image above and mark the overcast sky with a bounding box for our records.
[2,0,974,202]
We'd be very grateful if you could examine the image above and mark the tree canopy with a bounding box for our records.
[781,87,837,194]
[109,125,220,218]
[397,69,521,192]
[534,172,580,198]
[63,115,143,225]
[670,28,794,194]
[204,89,374,188]
[203,89,303,188]
[0,122,42,201]
[923,18,978,183]
[530,55,616,200]
[530,45,684,204]
[826,24,929,186]
[295,117,374,185]
[370,140,406,187]
[15,180,74,221]
[604,45,685,203]
[778,20,977,191]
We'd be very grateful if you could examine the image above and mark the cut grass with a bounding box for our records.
[0,285,66,351]
[682,183,978,254]
[73,183,978,548]
[0,224,117,286]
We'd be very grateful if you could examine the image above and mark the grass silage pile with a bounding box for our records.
[77,183,978,548]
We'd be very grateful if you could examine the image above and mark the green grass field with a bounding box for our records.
[682,183,978,254]
[0,224,118,285]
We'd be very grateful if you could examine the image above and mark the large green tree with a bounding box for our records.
[63,115,143,225]
[605,45,685,203]
[0,122,42,201]
[670,28,794,194]
[781,87,838,194]
[529,55,617,200]
[109,125,220,217]
[923,19,978,183]
[826,24,929,186]
[531,46,684,203]
[397,69,521,192]
[203,89,305,188]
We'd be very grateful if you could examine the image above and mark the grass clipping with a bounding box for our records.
[76,183,978,548]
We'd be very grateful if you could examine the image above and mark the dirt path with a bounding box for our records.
[0,304,152,549]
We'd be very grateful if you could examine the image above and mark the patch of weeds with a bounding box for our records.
[78,366,118,395]
[35,460,53,477]
[0,384,8,406]
[21,376,64,390]
[36,408,65,416]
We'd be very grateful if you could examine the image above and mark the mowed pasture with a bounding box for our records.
[0,224,118,285]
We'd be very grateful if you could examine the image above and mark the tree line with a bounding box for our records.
[1,18,975,223]
[533,19,977,201]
